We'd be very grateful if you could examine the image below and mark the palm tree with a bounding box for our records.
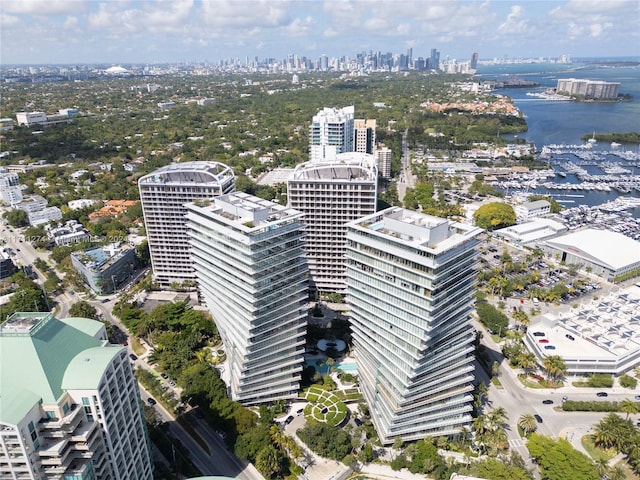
[594,457,609,479]
[620,398,639,420]
[593,414,623,450]
[517,413,538,435]
[518,351,538,378]
[609,465,625,480]
[486,407,508,431]
[542,355,567,384]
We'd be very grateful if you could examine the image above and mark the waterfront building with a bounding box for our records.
[138,161,235,288]
[309,106,355,162]
[346,208,482,444]
[186,192,308,405]
[556,78,620,100]
[543,229,640,281]
[287,152,378,294]
[515,199,551,223]
[525,286,640,375]
[0,312,153,480]
[354,119,376,155]
[71,242,136,295]
[375,146,392,179]
[493,218,567,247]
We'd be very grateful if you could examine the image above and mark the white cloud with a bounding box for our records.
[63,15,78,30]
[498,5,532,35]
[1,0,86,15]
[201,0,291,29]
[283,16,315,37]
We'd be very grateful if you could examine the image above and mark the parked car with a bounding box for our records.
[544,345,556,350]
[533,331,545,337]
[634,395,640,401]
[147,397,157,406]
[565,334,575,341]
[596,392,608,398]
[160,373,168,379]
[284,416,294,425]
[129,353,138,361]
[534,414,543,423]
[562,396,568,402]
[538,339,549,344]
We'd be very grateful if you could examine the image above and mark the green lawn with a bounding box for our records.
[581,435,617,461]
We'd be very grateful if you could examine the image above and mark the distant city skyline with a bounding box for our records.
[1,0,638,65]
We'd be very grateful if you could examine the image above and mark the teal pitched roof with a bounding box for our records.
[0,313,104,417]
[59,316,105,338]
[0,386,42,425]
[63,346,124,390]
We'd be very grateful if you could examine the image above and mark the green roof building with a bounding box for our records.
[0,312,153,480]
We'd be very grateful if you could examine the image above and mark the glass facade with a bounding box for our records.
[346,208,481,444]
[187,193,308,405]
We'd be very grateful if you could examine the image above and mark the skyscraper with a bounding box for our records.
[470,52,479,70]
[138,161,235,288]
[346,208,482,444]
[288,152,377,294]
[429,48,440,71]
[186,192,308,405]
[0,312,153,480]
[375,145,392,179]
[354,118,376,155]
[309,106,355,163]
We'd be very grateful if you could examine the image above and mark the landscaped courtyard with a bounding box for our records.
[301,386,350,426]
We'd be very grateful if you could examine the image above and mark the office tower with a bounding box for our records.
[288,152,377,294]
[429,48,440,70]
[375,145,392,179]
[186,192,308,405]
[406,48,413,68]
[470,52,479,70]
[309,106,355,163]
[0,312,153,480]
[346,208,482,444]
[320,54,329,71]
[138,161,235,288]
[354,119,376,155]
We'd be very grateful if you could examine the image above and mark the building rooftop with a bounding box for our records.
[545,228,640,270]
[189,192,303,234]
[291,152,377,181]
[71,243,134,273]
[0,312,106,420]
[529,286,640,361]
[138,161,234,186]
[63,346,124,390]
[349,207,482,254]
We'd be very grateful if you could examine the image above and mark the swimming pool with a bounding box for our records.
[304,360,358,373]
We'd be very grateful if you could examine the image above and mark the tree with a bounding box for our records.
[620,398,639,419]
[542,355,567,384]
[527,434,599,480]
[3,209,28,227]
[473,202,516,230]
[68,301,98,318]
[255,445,281,478]
[517,413,538,435]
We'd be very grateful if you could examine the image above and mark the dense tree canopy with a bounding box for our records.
[68,300,97,318]
[527,434,599,480]
[473,202,516,230]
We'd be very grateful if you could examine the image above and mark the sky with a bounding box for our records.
[1,0,639,65]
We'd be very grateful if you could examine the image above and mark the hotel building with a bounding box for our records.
[138,161,235,288]
[0,312,153,480]
[309,106,354,162]
[186,192,308,405]
[288,152,378,294]
[346,208,482,444]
